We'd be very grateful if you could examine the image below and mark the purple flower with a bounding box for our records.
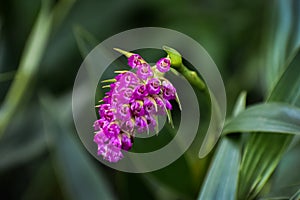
[156,57,171,73]
[143,97,156,114]
[99,104,110,117]
[119,87,134,103]
[128,54,143,68]
[153,96,166,115]
[121,119,135,133]
[110,136,122,148]
[130,100,145,117]
[118,72,139,87]
[94,131,109,144]
[132,85,148,100]
[104,123,120,138]
[93,48,181,163]
[103,143,123,163]
[145,114,157,131]
[115,73,124,81]
[165,99,172,110]
[93,131,123,163]
[93,118,109,131]
[162,80,176,100]
[121,134,133,150]
[146,78,161,95]
[103,109,115,122]
[137,63,153,80]
[116,104,131,121]
[135,116,148,133]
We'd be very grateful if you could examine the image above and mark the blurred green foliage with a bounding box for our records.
[1,0,300,200]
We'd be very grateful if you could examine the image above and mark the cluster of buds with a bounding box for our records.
[93,48,180,162]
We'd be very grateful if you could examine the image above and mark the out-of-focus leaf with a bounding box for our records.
[265,0,300,91]
[290,189,300,200]
[22,158,64,200]
[260,141,300,199]
[52,0,76,31]
[0,102,46,171]
[198,136,240,200]
[238,52,300,199]
[0,0,54,137]
[232,91,247,117]
[198,137,240,200]
[223,103,300,135]
[40,94,116,200]
[149,155,196,199]
[0,71,16,82]
[73,25,98,58]
[198,91,246,200]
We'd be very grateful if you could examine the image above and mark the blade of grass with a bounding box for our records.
[265,0,300,91]
[223,103,300,135]
[290,189,300,200]
[40,93,116,200]
[0,0,53,137]
[0,0,76,138]
[73,25,98,57]
[198,91,246,200]
[237,51,300,199]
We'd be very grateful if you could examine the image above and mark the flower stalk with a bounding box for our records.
[163,46,205,91]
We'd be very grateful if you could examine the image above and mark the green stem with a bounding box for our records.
[163,46,206,91]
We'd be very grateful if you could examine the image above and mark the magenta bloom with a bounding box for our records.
[104,123,121,138]
[128,54,143,68]
[121,134,133,150]
[116,104,131,121]
[93,131,123,163]
[93,48,180,163]
[146,78,161,95]
[137,63,153,80]
[162,80,176,100]
[135,116,148,133]
[156,57,171,73]
[145,114,157,131]
[143,97,156,114]
[130,100,145,117]
[132,85,149,100]
[121,119,135,133]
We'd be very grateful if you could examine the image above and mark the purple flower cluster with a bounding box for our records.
[93,50,178,163]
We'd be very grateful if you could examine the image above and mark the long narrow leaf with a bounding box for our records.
[0,0,53,137]
[238,44,300,200]
[223,103,300,135]
[198,92,246,199]
[40,94,116,200]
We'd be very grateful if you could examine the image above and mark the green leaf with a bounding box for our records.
[237,48,300,199]
[0,0,54,137]
[236,0,300,198]
[40,94,116,200]
[290,189,300,200]
[198,91,246,200]
[259,139,300,199]
[73,25,98,58]
[198,137,240,200]
[223,103,300,135]
[0,70,16,82]
[0,104,46,171]
[232,91,247,117]
[265,0,300,92]
[22,158,65,200]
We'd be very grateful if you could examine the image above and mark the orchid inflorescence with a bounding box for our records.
[93,48,181,163]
